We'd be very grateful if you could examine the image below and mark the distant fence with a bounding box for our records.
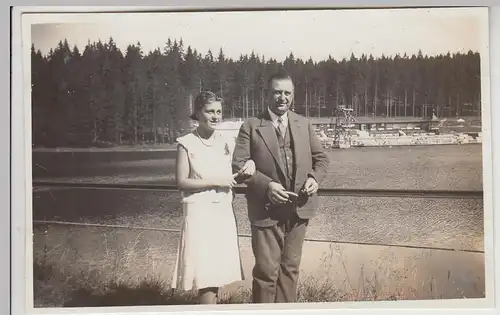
[32,180,484,254]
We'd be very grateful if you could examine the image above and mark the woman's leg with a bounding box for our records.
[198,287,219,304]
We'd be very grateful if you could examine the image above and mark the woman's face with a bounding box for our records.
[197,101,223,130]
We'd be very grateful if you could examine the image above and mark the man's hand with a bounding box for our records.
[301,177,318,196]
[266,182,289,204]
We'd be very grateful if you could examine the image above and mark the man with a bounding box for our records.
[232,70,330,303]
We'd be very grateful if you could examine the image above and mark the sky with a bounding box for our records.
[29,8,486,62]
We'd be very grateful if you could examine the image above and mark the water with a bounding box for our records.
[33,144,483,190]
[32,144,484,251]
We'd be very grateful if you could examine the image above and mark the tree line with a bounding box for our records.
[31,37,481,147]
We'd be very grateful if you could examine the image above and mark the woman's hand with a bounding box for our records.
[237,160,256,177]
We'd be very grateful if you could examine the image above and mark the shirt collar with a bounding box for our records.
[267,107,288,126]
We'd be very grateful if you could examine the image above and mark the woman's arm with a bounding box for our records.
[176,144,234,191]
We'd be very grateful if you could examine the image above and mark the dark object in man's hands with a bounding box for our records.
[284,191,299,202]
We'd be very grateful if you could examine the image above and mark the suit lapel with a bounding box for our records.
[256,112,286,178]
[288,111,303,177]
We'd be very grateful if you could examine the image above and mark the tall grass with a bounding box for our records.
[33,257,350,307]
[33,235,482,308]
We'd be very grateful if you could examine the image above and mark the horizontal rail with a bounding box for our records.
[32,180,483,199]
[32,220,484,254]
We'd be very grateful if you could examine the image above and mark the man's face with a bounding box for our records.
[268,78,294,116]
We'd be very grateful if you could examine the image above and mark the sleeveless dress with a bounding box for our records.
[171,130,244,290]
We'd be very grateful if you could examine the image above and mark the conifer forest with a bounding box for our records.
[31,38,481,147]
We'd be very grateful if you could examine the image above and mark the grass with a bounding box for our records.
[32,232,485,308]
[33,258,364,307]
[32,256,460,308]
[33,241,352,307]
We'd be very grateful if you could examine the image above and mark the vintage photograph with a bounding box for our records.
[28,7,489,308]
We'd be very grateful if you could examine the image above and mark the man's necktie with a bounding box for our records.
[277,117,286,139]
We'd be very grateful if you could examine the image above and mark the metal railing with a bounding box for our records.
[32,180,483,199]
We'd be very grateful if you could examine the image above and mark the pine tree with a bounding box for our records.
[31,37,482,147]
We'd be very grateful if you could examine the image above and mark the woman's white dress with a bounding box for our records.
[171,130,244,290]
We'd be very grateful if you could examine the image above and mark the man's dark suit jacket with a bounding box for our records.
[232,110,330,227]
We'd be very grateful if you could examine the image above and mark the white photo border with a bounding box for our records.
[8,2,500,315]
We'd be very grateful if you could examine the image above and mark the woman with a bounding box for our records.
[171,91,255,304]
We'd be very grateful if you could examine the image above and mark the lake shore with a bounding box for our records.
[31,142,482,153]
[32,144,178,153]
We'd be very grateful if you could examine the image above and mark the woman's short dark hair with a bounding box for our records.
[189,91,223,121]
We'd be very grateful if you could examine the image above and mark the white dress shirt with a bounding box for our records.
[267,107,289,131]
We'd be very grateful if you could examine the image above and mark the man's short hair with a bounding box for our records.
[267,69,294,90]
